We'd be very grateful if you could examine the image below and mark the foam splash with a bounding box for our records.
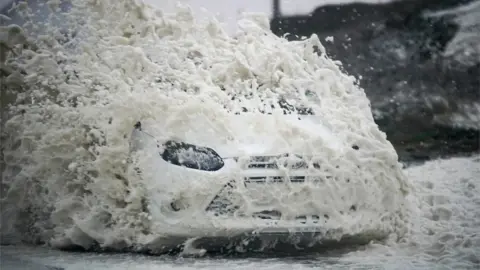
[338,155,480,268]
[1,0,411,252]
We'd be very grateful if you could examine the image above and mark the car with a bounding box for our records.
[127,102,392,254]
[1,0,409,255]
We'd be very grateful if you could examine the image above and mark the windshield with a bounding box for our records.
[228,94,318,116]
[277,98,314,115]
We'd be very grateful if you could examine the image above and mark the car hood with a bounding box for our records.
[221,115,342,157]
[141,114,344,158]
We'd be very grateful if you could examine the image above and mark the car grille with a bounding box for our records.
[243,154,318,170]
[205,180,239,216]
[244,176,306,183]
[206,154,321,218]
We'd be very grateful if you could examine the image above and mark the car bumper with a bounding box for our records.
[141,224,386,254]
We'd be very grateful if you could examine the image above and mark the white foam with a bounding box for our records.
[1,0,411,251]
[337,155,480,268]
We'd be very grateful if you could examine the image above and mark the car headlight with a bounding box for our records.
[161,140,225,171]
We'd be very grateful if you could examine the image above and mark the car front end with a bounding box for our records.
[128,117,396,253]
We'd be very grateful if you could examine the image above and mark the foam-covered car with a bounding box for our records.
[127,97,410,253]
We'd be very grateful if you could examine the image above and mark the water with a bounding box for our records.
[0,0,479,269]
